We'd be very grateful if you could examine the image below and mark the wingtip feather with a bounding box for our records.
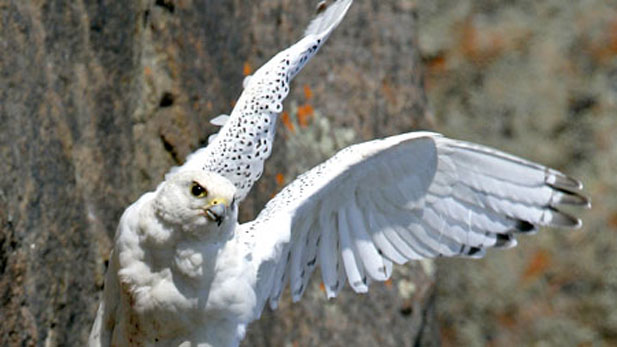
[461,246,486,259]
[304,0,353,37]
[545,207,583,229]
[546,170,583,191]
[551,190,591,208]
[495,233,518,249]
[514,220,538,234]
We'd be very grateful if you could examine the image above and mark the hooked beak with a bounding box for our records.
[204,199,227,226]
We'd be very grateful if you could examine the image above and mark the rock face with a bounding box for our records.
[415,1,617,345]
[0,1,434,345]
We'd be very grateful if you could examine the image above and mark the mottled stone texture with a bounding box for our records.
[0,0,434,346]
[416,0,617,345]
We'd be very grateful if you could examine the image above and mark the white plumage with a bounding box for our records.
[176,0,354,201]
[89,171,248,346]
[244,132,589,310]
[89,1,591,345]
[90,2,354,345]
[90,132,588,346]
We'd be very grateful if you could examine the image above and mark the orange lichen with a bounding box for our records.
[522,249,551,282]
[275,173,285,186]
[458,17,507,66]
[243,61,252,76]
[319,282,326,293]
[423,55,448,90]
[301,104,314,115]
[303,84,313,99]
[297,104,314,128]
[380,79,397,105]
[608,211,617,229]
[495,311,517,329]
[584,16,617,64]
[611,17,617,52]
[281,111,295,133]
[425,55,447,74]
[384,278,393,289]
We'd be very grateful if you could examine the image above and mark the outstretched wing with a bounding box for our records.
[176,0,354,201]
[239,132,589,317]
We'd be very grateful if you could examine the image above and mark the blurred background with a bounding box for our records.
[1,0,615,346]
[416,1,617,345]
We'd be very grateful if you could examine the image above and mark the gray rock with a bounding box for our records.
[0,0,435,346]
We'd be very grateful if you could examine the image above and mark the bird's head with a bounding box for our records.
[153,170,238,235]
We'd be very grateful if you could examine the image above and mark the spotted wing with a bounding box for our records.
[239,132,589,317]
[176,0,354,201]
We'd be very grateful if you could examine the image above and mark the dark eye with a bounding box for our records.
[190,182,208,198]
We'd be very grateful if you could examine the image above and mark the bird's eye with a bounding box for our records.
[190,182,208,198]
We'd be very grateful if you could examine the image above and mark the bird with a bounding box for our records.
[89,131,589,346]
[90,1,354,345]
[175,0,354,202]
[89,170,244,346]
